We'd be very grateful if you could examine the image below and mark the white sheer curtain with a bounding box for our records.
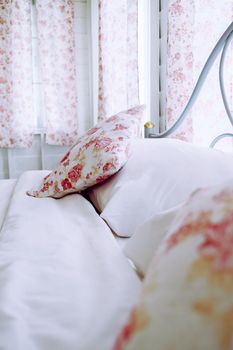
[166,0,233,149]
[36,0,78,146]
[0,0,34,148]
[98,0,139,121]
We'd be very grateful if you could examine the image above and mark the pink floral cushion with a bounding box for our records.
[27,105,144,198]
[114,180,233,350]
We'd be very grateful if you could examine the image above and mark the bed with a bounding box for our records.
[0,22,232,350]
[0,171,140,350]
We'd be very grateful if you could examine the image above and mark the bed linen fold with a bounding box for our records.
[0,171,140,350]
[0,179,16,230]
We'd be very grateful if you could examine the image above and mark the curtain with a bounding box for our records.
[0,0,33,148]
[36,0,78,146]
[98,0,139,121]
[166,0,233,148]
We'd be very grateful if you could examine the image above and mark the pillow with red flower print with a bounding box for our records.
[27,105,144,198]
[113,180,233,350]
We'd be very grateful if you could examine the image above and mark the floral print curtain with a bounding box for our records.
[166,0,233,148]
[0,0,34,148]
[98,0,139,121]
[36,0,78,146]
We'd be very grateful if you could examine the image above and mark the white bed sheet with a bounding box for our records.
[0,177,130,252]
[0,171,140,350]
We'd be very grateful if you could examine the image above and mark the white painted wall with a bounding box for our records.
[0,0,91,179]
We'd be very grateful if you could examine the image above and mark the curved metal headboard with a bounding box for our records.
[147,21,233,148]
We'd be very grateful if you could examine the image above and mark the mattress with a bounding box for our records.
[0,171,140,350]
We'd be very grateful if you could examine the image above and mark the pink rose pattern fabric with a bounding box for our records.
[0,0,34,148]
[27,105,144,198]
[166,0,195,142]
[166,0,233,149]
[114,180,233,350]
[36,0,78,146]
[98,0,139,121]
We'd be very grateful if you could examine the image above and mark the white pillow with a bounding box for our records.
[87,139,233,237]
[124,203,183,277]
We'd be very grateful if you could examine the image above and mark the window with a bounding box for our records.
[138,0,168,131]
[31,2,45,131]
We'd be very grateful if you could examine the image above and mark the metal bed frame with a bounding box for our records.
[145,21,233,148]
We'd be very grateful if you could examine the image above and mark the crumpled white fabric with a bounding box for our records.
[0,171,140,350]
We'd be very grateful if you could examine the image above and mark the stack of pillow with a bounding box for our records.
[87,137,233,278]
[28,105,233,349]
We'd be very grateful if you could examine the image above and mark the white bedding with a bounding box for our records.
[0,179,16,229]
[0,171,140,350]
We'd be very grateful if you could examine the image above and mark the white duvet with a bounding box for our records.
[0,171,140,350]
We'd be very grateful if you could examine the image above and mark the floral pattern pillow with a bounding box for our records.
[114,180,233,350]
[27,105,144,198]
